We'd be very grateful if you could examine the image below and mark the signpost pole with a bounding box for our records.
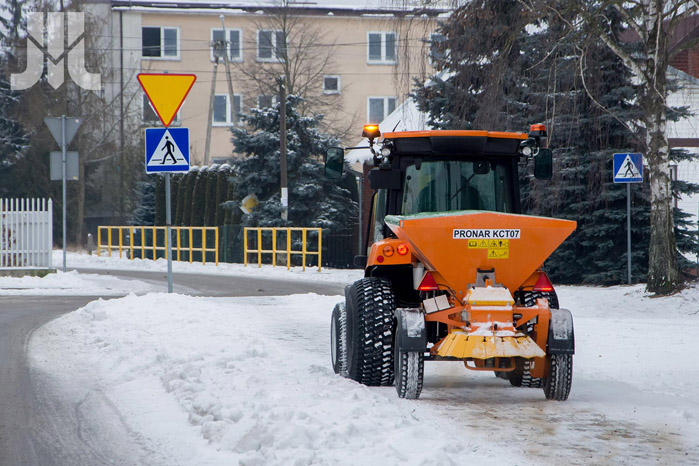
[627,183,631,284]
[61,114,67,273]
[165,173,173,293]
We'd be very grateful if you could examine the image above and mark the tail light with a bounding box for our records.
[382,245,395,257]
[418,272,439,291]
[396,243,409,255]
[533,273,554,292]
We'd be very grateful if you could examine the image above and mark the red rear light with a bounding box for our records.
[418,272,439,291]
[533,273,554,292]
[376,255,384,263]
[397,243,409,255]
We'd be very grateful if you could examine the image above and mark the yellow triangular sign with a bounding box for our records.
[137,73,196,127]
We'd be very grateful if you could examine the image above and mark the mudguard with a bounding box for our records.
[395,308,426,352]
[548,308,575,354]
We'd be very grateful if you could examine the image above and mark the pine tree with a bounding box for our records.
[413,2,683,285]
[0,0,28,185]
[230,95,357,232]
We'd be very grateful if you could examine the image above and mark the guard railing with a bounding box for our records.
[97,226,219,265]
[243,227,322,271]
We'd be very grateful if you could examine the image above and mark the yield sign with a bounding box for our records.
[137,73,196,127]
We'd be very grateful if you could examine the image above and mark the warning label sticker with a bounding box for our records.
[454,229,520,240]
[468,239,509,249]
[487,249,509,259]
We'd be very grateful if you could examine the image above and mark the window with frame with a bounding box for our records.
[323,75,341,94]
[367,32,396,64]
[257,30,286,61]
[429,33,445,64]
[142,95,180,124]
[211,28,242,61]
[368,97,396,124]
[213,94,243,125]
[142,26,179,58]
[257,94,278,109]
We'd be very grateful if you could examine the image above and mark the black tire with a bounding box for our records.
[509,358,542,388]
[345,278,395,386]
[331,303,347,376]
[394,330,424,399]
[543,354,573,400]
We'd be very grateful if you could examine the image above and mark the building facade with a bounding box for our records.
[90,0,445,165]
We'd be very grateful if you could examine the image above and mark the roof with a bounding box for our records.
[110,0,453,16]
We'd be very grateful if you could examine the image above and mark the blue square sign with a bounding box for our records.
[145,127,190,173]
[613,153,643,183]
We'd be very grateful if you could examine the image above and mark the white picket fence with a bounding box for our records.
[0,198,53,269]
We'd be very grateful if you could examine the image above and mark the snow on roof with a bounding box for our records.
[111,0,456,13]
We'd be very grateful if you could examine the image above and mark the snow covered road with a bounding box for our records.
[27,268,699,465]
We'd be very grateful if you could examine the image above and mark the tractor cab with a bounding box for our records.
[326,125,552,262]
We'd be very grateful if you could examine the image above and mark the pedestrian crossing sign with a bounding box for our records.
[145,127,190,173]
[613,153,643,183]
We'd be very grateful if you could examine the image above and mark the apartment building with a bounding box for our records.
[88,0,447,165]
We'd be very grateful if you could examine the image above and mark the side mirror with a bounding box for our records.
[325,146,345,179]
[534,148,553,180]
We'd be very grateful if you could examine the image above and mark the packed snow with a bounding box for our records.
[55,250,363,285]
[0,269,159,295]
[22,257,699,465]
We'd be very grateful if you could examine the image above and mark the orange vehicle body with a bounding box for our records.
[327,125,577,400]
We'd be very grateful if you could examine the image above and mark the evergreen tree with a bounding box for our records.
[413,2,694,285]
[230,95,357,232]
[130,179,156,226]
[0,0,29,186]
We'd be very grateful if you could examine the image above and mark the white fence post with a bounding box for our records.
[0,198,54,269]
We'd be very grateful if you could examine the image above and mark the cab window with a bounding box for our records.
[401,160,514,215]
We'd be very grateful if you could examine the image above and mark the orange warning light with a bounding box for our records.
[362,124,381,139]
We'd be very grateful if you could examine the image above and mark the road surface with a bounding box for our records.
[0,269,344,466]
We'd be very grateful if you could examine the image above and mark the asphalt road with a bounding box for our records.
[0,268,346,466]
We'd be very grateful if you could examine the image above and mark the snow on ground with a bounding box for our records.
[28,279,699,465]
[0,270,159,295]
[56,250,363,285]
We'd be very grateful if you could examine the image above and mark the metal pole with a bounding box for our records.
[204,44,221,165]
[165,173,173,293]
[61,114,67,272]
[627,182,631,284]
[278,76,288,221]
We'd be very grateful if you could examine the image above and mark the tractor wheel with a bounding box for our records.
[509,358,542,388]
[394,330,424,399]
[330,303,347,376]
[345,278,395,386]
[543,354,573,400]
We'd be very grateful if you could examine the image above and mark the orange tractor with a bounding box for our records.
[325,125,576,400]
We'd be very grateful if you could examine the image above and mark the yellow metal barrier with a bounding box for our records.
[243,227,322,271]
[97,226,219,265]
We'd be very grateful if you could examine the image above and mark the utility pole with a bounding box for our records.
[277,76,288,221]
[204,41,223,165]
[219,15,237,127]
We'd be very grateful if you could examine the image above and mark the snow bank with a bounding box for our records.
[30,293,511,466]
[0,269,158,295]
